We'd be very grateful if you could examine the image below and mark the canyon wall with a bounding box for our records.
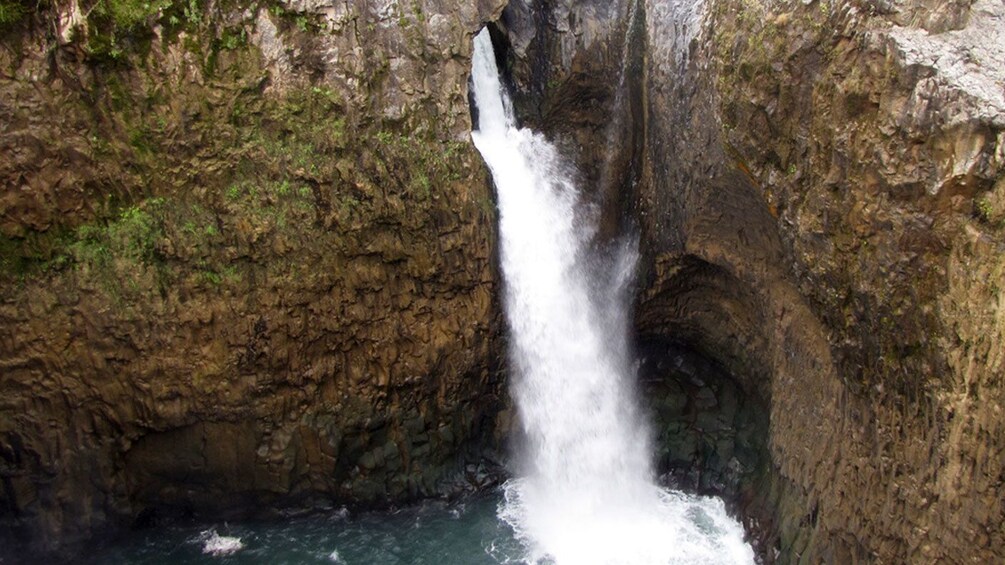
[2,0,1004,562]
[635,0,1005,561]
[492,0,1005,561]
[0,0,507,557]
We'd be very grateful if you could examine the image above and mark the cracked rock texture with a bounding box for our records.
[637,0,1005,561]
[0,0,506,558]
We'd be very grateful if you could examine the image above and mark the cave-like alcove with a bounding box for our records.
[633,253,777,544]
[638,338,769,498]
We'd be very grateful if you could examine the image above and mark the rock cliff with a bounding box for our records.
[0,0,507,557]
[636,0,1005,561]
[495,0,1004,561]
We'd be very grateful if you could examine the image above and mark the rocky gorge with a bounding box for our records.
[1,0,1003,563]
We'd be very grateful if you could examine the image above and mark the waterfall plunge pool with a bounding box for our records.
[85,491,518,565]
[83,488,750,564]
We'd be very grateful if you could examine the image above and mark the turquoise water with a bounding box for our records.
[83,488,754,564]
[86,492,524,565]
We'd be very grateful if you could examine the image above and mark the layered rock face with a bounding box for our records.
[0,0,506,557]
[637,0,1005,561]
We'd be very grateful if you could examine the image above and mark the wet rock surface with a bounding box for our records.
[639,340,769,500]
[496,0,645,238]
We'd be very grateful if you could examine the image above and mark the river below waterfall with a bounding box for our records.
[85,492,518,565]
[84,488,752,564]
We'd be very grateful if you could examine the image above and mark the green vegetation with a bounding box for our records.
[373,130,468,200]
[85,0,172,60]
[70,198,163,267]
[216,25,246,50]
[0,229,73,279]
[0,0,27,30]
[176,0,201,26]
[100,0,172,31]
[267,1,322,34]
[0,0,495,325]
[223,176,316,231]
[975,196,996,225]
[0,2,484,296]
[198,264,239,286]
[0,196,228,292]
[83,0,254,65]
[0,198,168,294]
[410,0,425,24]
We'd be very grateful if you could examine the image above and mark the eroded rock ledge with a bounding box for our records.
[640,0,1004,561]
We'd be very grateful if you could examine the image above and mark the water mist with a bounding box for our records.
[469,27,754,565]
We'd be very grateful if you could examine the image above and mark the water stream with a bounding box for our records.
[469,28,753,565]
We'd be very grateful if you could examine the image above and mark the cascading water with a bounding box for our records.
[470,28,755,565]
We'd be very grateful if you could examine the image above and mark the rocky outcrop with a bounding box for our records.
[636,0,1005,561]
[495,0,645,239]
[0,0,507,557]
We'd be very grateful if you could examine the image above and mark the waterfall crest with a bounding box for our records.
[470,27,753,565]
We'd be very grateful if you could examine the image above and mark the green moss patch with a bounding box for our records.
[0,0,28,30]
[1,0,486,307]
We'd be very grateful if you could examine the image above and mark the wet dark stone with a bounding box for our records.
[639,338,770,505]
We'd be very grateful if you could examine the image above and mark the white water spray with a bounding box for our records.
[470,28,754,565]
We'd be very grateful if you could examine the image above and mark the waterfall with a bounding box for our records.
[470,28,753,565]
